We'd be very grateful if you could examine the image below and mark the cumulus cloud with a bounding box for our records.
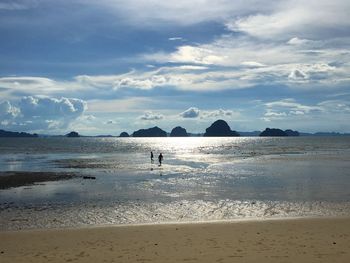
[180,107,239,119]
[0,101,20,119]
[201,109,238,119]
[138,111,163,121]
[170,46,225,65]
[180,107,200,118]
[0,96,87,132]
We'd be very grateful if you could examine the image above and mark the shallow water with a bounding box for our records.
[1,137,350,230]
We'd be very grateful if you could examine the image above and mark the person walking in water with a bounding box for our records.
[150,151,154,163]
[158,153,163,166]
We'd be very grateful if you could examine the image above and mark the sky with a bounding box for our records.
[0,0,350,135]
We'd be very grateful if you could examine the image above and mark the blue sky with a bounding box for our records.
[1,0,350,135]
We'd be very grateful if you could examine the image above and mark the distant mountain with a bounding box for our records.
[203,120,240,137]
[119,132,130,137]
[65,131,80,137]
[260,128,287,137]
[0,129,38,138]
[313,132,350,136]
[170,126,188,137]
[132,126,167,137]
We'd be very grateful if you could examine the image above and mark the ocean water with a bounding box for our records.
[1,137,350,230]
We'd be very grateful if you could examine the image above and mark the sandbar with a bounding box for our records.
[0,171,76,189]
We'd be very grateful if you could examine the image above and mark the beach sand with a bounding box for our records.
[0,217,349,263]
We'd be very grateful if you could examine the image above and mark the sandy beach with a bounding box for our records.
[1,217,349,263]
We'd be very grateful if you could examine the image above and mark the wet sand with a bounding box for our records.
[1,217,349,263]
[0,172,76,189]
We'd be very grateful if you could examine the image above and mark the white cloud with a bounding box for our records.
[226,1,350,39]
[170,46,225,65]
[180,107,200,118]
[201,109,239,119]
[95,0,277,26]
[142,31,350,89]
[262,98,325,121]
[0,101,20,119]
[288,69,308,81]
[138,111,163,121]
[287,37,311,46]
[260,98,350,131]
[177,65,208,70]
[0,1,349,97]
[168,37,183,41]
[265,99,321,113]
[0,96,87,132]
[318,100,350,113]
[0,57,347,97]
[134,0,350,90]
[0,76,86,99]
[241,61,266,68]
[180,107,239,119]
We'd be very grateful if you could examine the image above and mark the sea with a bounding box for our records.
[1,137,350,230]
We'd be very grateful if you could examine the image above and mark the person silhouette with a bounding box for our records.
[158,153,163,166]
[151,151,154,163]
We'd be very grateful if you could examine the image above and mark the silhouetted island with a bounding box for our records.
[285,129,300,136]
[0,129,38,138]
[170,126,188,137]
[66,131,80,137]
[119,132,130,137]
[203,120,240,137]
[260,128,287,137]
[1,124,347,138]
[132,126,167,137]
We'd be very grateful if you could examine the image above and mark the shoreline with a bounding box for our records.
[1,216,349,262]
[1,214,349,233]
[2,199,350,232]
